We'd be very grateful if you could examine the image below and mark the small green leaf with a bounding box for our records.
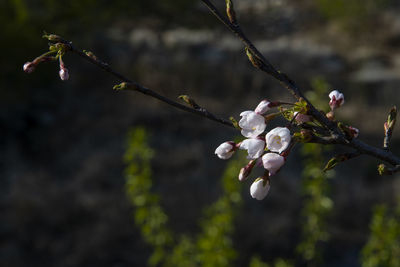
[229,117,241,130]
[245,47,263,68]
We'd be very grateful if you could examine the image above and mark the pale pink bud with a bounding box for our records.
[215,141,236,160]
[294,112,312,124]
[239,111,266,138]
[254,100,271,115]
[250,178,270,200]
[265,127,291,154]
[329,90,344,110]
[348,126,359,138]
[59,67,69,81]
[23,62,35,73]
[238,160,256,181]
[239,138,265,159]
[262,153,285,176]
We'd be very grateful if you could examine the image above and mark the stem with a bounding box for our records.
[53,38,234,128]
[201,0,400,167]
[37,2,400,169]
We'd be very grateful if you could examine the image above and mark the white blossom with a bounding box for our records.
[254,100,271,115]
[265,127,291,153]
[329,90,344,110]
[215,141,235,159]
[250,178,270,200]
[239,138,265,159]
[239,111,266,138]
[262,153,285,175]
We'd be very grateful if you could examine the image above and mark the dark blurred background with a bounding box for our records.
[1,0,400,266]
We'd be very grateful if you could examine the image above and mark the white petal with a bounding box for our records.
[240,110,253,117]
[240,139,265,159]
[265,127,291,153]
[254,100,271,115]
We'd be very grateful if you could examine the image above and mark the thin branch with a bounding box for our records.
[55,38,234,128]
[200,0,338,134]
[378,164,400,175]
[37,4,400,169]
[201,0,400,167]
[323,151,362,172]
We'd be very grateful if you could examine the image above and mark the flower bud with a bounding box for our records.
[215,141,236,160]
[23,62,35,73]
[262,153,285,176]
[326,110,335,121]
[225,0,237,25]
[254,100,272,115]
[250,178,270,200]
[329,90,344,110]
[238,159,256,181]
[348,126,359,138]
[293,111,312,124]
[59,67,69,81]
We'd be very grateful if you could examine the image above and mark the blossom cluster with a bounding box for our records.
[215,90,356,201]
[215,100,291,200]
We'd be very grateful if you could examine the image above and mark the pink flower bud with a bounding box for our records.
[254,100,271,115]
[294,112,312,124]
[238,160,256,181]
[215,141,236,160]
[329,90,344,110]
[262,153,285,176]
[23,62,35,73]
[59,67,69,81]
[348,126,359,138]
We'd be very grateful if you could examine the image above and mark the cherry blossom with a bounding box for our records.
[239,111,266,138]
[239,138,265,159]
[265,127,291,153]
[262,153,285,175]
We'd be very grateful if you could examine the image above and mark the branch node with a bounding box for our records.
[383,106,397,149]
[378,163,400,175]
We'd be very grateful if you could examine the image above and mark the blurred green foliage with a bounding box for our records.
[361,200,400,267]
[297,143,333,263]
[124,127,173,266]
[124,127,244,266]
[305,77,331,110]
[297,78,334,264]
[123,73,398,266]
